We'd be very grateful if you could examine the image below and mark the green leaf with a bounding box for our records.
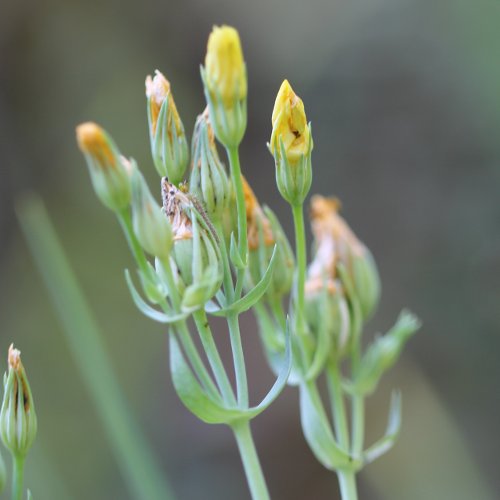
[206,245,278,317]
[363,391,402,465]
[299,382,358,470]
[125,270,189,324]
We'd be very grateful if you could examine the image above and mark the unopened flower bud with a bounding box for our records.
[0,345,37,459]
[243,177,294,299]
[269,80,312,206]
[201,25,247,148]
[354,311,421,395]
[146,70,189,184]
[76,122,132,211]
[131,169,173,261]
[161,178,222,311]
[309,195,380,320]
[189,109,231,221]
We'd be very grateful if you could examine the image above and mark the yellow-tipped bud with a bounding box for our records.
[270,80,311,165]
[201,25,247,148]
[205,25,247,108]
[76,122,132,211]
[269,80,312,206]
[77,122,117,171]
[146,70,189,183]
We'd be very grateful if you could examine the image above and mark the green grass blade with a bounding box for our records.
[16,194,175,500]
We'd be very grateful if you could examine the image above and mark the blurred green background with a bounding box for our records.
[1,0,500,498]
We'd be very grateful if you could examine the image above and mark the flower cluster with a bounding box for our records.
[76,24,419,500]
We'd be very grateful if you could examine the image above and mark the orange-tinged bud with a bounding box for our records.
[76,122,116,170]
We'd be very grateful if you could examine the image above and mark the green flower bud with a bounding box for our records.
[354,311,421,395]
[201,25,247,148]
[189,110,231,221]
[242,177,294,300]
[161,178,222,311]
[146,70,189,184]
[309,195,380,321]
[131,169,173,261]
[0,345,37,459]
[76,122,132,211]
[269,80,313,206]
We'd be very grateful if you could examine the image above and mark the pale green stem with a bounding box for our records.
[12,456,25,500]
[214,220,234,303]
[231,421,270,500]
[159,258,221,401]
[327,363,359,500]
[350,320,364,458]
[117,209,149,274]
[193,310,236,405]
[227,314,248,408]
[17,196,175,500]
[226,146,248,300]
[291,203,307,326]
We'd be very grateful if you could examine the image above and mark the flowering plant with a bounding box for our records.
[75,25,420,500]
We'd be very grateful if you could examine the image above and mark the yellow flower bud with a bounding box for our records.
[205,25,247,108]
[76,122,117,171]
[270,80,311,165]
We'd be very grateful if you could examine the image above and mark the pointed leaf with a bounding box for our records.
[363,390,402,465]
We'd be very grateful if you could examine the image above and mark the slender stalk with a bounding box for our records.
[291,203,307,327]
[226,146,248,299]
[117,209,149,274]
[227,314,248,408]
[338,471,358,500]
[12,456,25,500]
[176,322,221,401]
[214,220,234,303]
[232,420,270,500]
[327,363,359,500]
[350,321,364,458]
[17,196,175,500]
[193,310,236,405]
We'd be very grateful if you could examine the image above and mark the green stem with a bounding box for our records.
[227,314,248,408]
[12,455,25,500]
[350,316,364,458]
[326,363,350,449]
[231,421,270,500]
[193,310,236,405]
[337,470,358,500]
[117,209,149,274]
[227,146,248,298]
[214,220,234,303]
[17,196,175,500]
[291,203,307,326]
[326,363,359,500]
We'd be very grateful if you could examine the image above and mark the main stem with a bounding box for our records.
[232,421,270,500]
[12,456,25,500]
[291,203,306,325]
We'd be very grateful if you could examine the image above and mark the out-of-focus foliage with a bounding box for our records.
[1,0,499,498]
